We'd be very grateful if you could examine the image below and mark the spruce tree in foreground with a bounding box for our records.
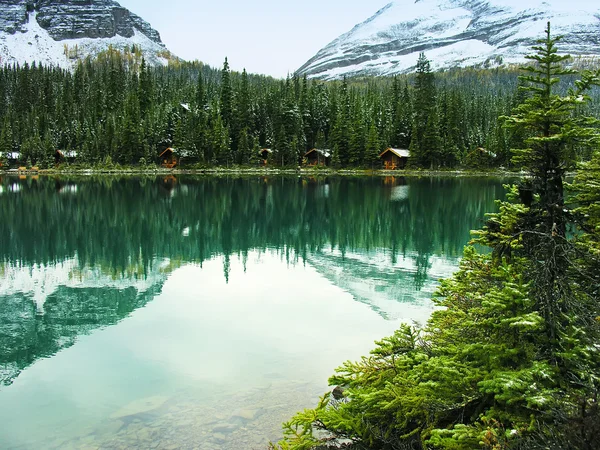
[272,23,600,450]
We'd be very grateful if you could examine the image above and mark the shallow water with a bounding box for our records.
[0,175,505,449]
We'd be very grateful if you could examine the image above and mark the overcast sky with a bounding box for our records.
[117,0,389,78]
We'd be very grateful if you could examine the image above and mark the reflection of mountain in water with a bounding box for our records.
[0,175,505,386]
[0,258,171,385]
[307,249,458,321]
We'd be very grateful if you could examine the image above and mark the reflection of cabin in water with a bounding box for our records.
[304,148,331,166]
[259,148,273,165]
[379,148,410,170]
[383,176,409,201]
[160,175,178,196]
[54,150,77,165]
[159,148,178,168]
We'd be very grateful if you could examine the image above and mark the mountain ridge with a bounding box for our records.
[297,0,600,79]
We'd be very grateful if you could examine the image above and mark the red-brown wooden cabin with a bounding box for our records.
[304,148,331,166]
[379,148,410,170]
[159,148,178,168]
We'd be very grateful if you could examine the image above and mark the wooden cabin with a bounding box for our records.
[2,152,21,168]
[379,148,410,170]
[161,175,178,193]
[159,148,178,168]
[259,148,273,165]
[54,150,77,165]
[304,148,331,166]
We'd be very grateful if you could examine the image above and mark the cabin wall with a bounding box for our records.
[381,153,408,169]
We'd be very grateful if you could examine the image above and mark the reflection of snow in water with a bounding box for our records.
[306,247,459,323]
[59,185,78,194]
[390,185,409,202]
[0,257,170,313]
[318,184,330,198]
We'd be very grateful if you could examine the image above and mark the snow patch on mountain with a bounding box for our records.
[298,0,600,79]
[0,7,171,69]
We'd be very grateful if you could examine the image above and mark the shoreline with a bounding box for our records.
[0,167,523,178]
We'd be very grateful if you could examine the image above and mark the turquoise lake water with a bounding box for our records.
[0,175,505,449]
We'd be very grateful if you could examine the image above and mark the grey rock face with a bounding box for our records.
[0,0,30,34]
[0,0,164,45]
[298,0,600,79]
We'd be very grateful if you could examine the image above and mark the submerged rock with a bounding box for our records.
[232,408,262,421]
[110,395,169,419]
[331,385,346,400]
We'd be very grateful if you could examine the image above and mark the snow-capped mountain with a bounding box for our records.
[297,0,600,79]
[0,0,173,69]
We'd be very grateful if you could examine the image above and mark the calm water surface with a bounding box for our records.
[0,175,504,449]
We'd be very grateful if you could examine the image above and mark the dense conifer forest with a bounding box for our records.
[1,48,598,170]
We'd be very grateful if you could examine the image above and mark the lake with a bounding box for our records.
[0,175,505,450]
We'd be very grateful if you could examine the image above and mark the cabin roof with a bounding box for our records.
[4,152,20,160]
[305,148,331,158]
[180,103,191,112]
[475,147,497,158]
[56,150,78,158]
[159,148,175,158]
[380,148,410,158]
[260,148,273,154]
[160,147,195,158]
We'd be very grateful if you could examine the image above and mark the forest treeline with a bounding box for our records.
[1,48,598,169]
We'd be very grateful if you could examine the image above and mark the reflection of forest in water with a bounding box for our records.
[0,175,505,386]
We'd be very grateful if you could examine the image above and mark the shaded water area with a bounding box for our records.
[0,175,505,449]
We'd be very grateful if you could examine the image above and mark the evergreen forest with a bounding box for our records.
[1,46,599,170]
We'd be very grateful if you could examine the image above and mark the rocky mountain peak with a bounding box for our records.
[1,0,164,43]
[0,0,171,68]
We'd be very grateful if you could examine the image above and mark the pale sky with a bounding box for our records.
[117,0,389,78]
